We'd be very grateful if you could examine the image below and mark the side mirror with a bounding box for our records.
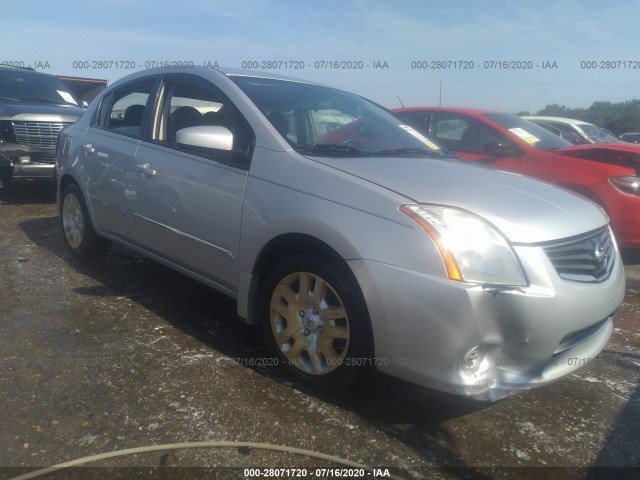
[176,126,233,151]
[484,140,515,156]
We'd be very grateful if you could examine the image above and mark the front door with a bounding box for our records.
[128,75,254,292]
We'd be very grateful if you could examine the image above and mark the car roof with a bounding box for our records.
[106,66,317,92]
[220,67,316,83]
[522,116,593,126]
[0,65,57,78]
[392,106,498,115]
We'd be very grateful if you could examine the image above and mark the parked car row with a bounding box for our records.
[522,116,621,145]
[393,107,640,249]
[54,67,625,400]
[515,115,640,146]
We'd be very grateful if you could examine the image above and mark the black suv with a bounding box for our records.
[0,66,85,188]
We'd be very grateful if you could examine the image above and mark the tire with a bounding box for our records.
[0,171,12,192]
[0,179,10,193]
[60,184,110,258]
[260,254,373,389]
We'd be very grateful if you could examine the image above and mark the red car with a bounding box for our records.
[392,107,640,248]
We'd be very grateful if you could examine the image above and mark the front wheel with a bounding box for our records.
[260,254,373,389]
[0,168,12,191]
[60,184,110,258]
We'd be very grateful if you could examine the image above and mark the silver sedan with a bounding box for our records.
[56,67,625,400]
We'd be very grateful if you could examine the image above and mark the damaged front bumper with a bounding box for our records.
[1,142,56,179]
[347,241,625,401]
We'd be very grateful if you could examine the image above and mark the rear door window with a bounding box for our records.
[432,112,509,154]
[94,79,156,138]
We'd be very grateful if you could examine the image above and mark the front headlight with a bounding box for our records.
[400,204,527,286]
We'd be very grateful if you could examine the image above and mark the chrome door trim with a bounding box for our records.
[130,212,235,261]
[90,196,235,261]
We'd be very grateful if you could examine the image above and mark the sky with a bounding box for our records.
[3,0,640,113]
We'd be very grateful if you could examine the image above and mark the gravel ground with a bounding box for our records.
[0,181,638,480]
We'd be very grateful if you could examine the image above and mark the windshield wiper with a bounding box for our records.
[20,96,69,105]
[376,147,444,157]
[295,144,371,157]
[0,96,21,102]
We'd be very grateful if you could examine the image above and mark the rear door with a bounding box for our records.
[129,74,254,292]
[81,78,157,238]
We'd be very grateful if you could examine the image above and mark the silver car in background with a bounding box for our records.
[56,68,625,400]
[522,116,621,145]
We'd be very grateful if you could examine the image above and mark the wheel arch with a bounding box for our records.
[58,179,111,257]
[58,174,104,230]
[242,233,350,323]
[58,174,79,211]
[248,234,377,382]
[58,173,78,191]
[240,232,371,347]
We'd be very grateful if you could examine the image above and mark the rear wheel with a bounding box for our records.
[260,254,372,389]
[60,184,110,258]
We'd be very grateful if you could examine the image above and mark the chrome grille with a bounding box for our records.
[11,121,70,148]
[543,226,615,283]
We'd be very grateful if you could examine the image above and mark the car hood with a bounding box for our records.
[0,101,84,122]
[556,143,640,172]
[311,155,608,244]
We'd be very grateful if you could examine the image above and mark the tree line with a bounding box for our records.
[515,99,640,135]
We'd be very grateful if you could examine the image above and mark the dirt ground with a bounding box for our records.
[1,181,638,480]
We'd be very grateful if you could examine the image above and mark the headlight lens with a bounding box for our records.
[609,176,640,195]
[400,204,527,286]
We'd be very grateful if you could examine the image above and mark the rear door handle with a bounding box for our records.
[135,163,156,177]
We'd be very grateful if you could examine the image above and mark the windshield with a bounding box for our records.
[230,75,451,158]
[484,113,573,151]
[579,123,621,143]
[0,69,79,105]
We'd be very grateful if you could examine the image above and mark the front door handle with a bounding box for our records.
[135,163,156,177]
